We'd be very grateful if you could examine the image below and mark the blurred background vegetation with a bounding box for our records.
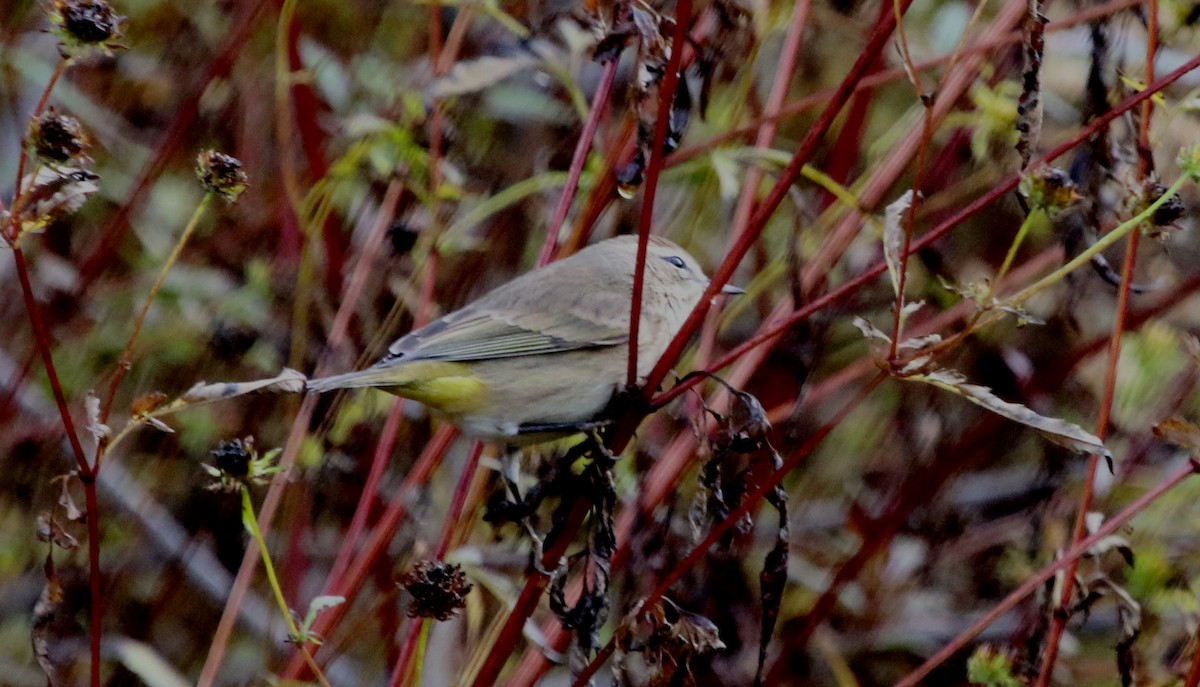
[2,0,1200,684]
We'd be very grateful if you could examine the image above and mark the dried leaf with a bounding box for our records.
[36,513,78,549]
[130,391,168,416]
[1015,0,1047,168]
[181,368,307,405]
[1153,417,1200,452]
[427,53,538,100]
[911,369,1111,459]
[55,473,84,522]
[144,417,174,434]
[17,167,99,233]
[883,190,916,298]
[84,391,110,448]
[852,317,891,343]
[897,333,943,351]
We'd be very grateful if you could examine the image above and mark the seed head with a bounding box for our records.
[26,110,90,165]
[50,0,123,54]
[399,560,472,621]
[195,150,248,202]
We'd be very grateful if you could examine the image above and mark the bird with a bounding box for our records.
[306,235,742,439]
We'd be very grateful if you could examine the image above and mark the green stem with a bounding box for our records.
[240,487,336,687]
[1007,174,1190,307]
[99,193,215,435]
[240,486,298,637]
[412,618,432,686]
[994,209,1039,289]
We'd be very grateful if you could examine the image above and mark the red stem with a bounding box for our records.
[628,0,694,388]
[653,49,1200,408]
[1035,0,1159,678]
[536,59,619,268]
[643,0,915,395]
[75,0,270,287]
[470,499,592,687]
[665,0,1141,170]
[896,459,1199,687]
[389,440,484,686]
[570,374,887,687]
[283,426,459,680]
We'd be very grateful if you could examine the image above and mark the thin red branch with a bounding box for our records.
[628,0,694,388]
[284,425,459,680]
[389,440,484,686]
[896,458,1199,687]
[470,499,591,687]
[1035,0,1159,677]
[643,0,915,395]
[653,49,1200,408]
[666,0,1141,170]
[536,58,619,268]
[570,374,886,687]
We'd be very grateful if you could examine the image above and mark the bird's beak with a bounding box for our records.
[720,283,745,295]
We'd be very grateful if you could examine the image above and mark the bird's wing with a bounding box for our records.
[383,304,627,363]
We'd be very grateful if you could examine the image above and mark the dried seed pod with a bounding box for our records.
[399,560,472,621]
[49,0,123,53]
[195,150,248,202]
[26,110,90,164]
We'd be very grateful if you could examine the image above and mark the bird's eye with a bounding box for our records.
[663,255,687,269]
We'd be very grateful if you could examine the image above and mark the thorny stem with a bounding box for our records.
[628,0,694,388]
[896,458,1200,687]
[98,192,215,436]
[239,488,332,687]
[569,374,887,687]
[537,58,618,268]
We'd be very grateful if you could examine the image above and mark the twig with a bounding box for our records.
[536,58,619,268]
[628,0,694,387]
[98,192,215,443]
[643,0,916,395]
[896,458,1200,687]
[652,49,1200,408]
[1034,3,1160,680]
[569,373,887,686]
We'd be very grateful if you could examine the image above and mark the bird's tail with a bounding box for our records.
[306,365,408,394]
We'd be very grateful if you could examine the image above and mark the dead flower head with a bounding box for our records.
[26,110,90,165]
[202,437,281,492]
[399,560,472,621]
[49,0,124,56]
[195,150,248,202]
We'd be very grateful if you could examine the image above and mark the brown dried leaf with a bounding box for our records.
[130,391,168,417]
[54,473,84,522]
[911,369,1111,458]
[181,368,306,405]
[1015,0,1047,168]
[36,513,78,550]
[1153,417,1200,452]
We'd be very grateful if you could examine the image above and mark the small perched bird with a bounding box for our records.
[307,235,741,439]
